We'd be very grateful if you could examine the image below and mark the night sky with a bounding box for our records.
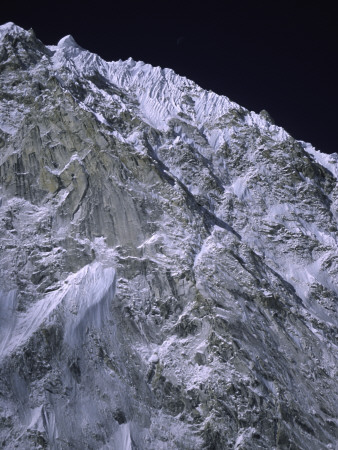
[2,0,337,154]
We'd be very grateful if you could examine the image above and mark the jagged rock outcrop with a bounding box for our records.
[0,22,337,449]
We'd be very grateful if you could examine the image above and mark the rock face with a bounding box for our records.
[0,22,337,449]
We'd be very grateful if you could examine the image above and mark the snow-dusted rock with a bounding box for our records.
[0,22,337,449]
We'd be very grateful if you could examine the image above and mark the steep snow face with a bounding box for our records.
[0,22,338,450]
[0,263,116,357]
[47,31,288,143]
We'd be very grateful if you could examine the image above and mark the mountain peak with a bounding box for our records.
[0,23,337,450]
[0,22,27,39]
[57,34,83,50]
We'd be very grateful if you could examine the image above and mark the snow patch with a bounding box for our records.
[112,423,132,450]
[301,141,338,179]
[0,263,116,356]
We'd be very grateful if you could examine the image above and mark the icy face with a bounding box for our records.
[0,22,337,449]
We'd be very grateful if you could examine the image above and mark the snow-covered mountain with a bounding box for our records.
[0,22,337,449]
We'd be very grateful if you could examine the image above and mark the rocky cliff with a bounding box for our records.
[0,22,337,449]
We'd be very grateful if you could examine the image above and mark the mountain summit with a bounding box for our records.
[0,23,337,449]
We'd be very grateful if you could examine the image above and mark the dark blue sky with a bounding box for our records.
[2,0,337,154]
